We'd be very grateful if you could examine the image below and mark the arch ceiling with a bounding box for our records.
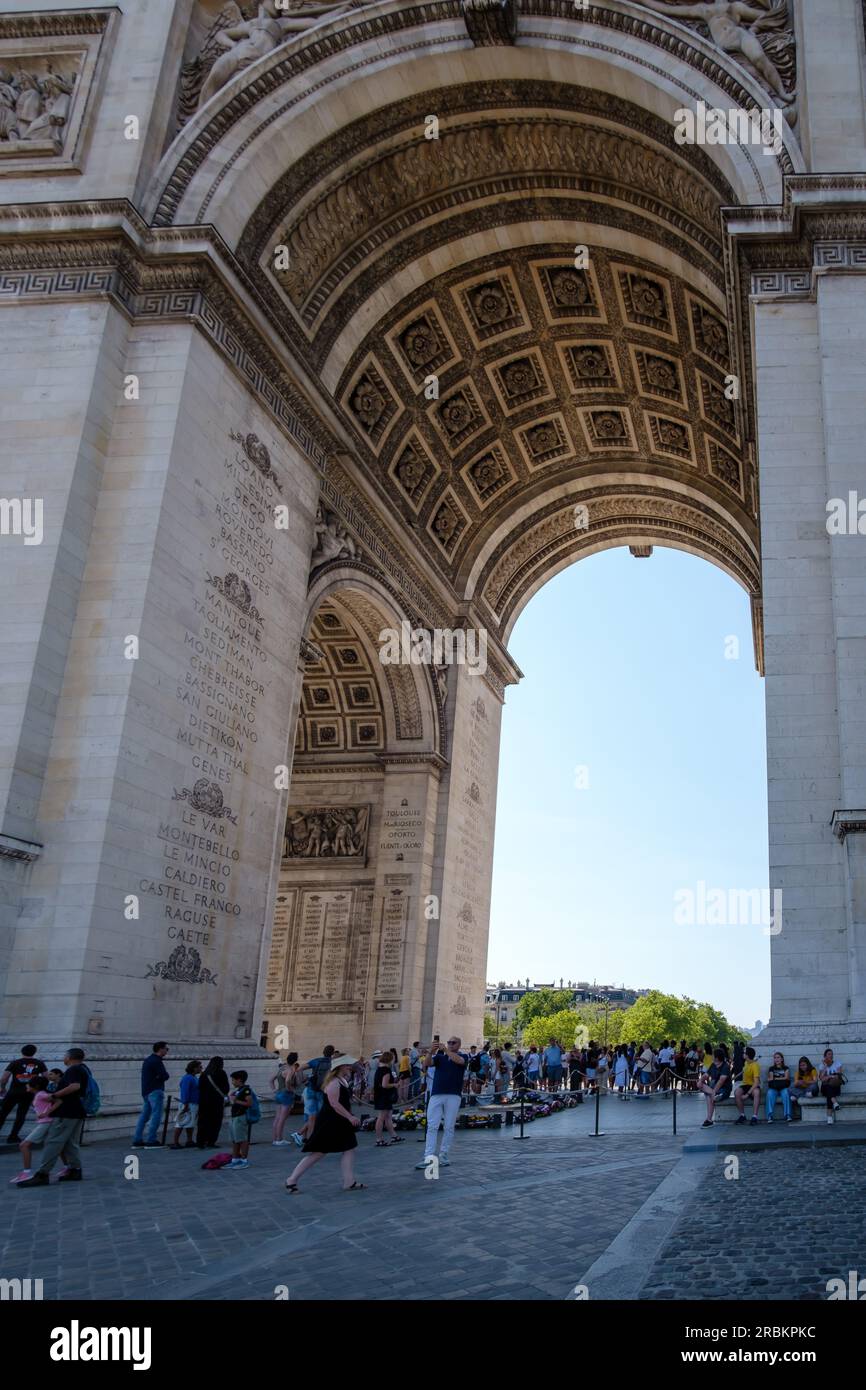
[153,1,791,664]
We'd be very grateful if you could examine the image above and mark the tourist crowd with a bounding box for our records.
[0,1034,850,1188]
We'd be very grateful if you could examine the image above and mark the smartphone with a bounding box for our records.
[433,1034,440,1042]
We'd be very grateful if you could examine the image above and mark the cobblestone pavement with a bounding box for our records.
[0,1103,682,1302]
[639,1145,866,1301]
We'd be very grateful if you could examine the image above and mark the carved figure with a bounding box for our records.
[186,1,364,116]
[641,1,792,100]
[25,73,72,143]
[284,806,369,858]
[311,504,358,566]
[198,3,285,107]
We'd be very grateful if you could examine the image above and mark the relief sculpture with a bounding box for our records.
[179,0,368,121]
[284,805,370,859]
[0,65,76,151]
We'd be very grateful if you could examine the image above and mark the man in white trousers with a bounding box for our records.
[416,1036,467,1171]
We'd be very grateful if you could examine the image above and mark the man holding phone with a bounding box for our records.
[416,1035,467,1170]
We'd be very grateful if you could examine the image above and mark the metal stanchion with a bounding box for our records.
[514,1086,529,1139]
[672,1075,677,1136]
[588,1082,605,1137]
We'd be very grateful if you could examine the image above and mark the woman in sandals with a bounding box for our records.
[373,1050,403,1147]
[285,1057,366,1193]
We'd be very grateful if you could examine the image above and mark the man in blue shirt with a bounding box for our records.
[133,1042,170,1147]
[415,1036,467,1171]
[543,1039,564,1092]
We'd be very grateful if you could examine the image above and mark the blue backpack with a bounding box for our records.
[246,1089,261,1124]
[81,1066,101,1117]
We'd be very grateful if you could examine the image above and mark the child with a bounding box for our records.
[734,1046,761,1124]
[11,1076,54,1184]
[766,1051,791,1122]
[46,1068,64,1093]
[227,1070,253,1168]
[170,1059,201,1149]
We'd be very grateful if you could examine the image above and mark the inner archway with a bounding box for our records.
[489,545,770,1033]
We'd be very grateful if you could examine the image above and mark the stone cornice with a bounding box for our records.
[831,811,866,842]
[0,7,116,40]
[0,833,42,863]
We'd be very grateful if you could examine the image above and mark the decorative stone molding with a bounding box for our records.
[0,209,333,470]
[0,8,117,177]
[0,832,42,862]
[461,0,517,46]
[831,811,866,842]
[481,486,760,634]
[154,0,795,228]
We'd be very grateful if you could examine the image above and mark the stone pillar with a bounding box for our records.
[796,0,866,173]
[360,759,442,1058]
[0,309,320,1105]
[755,269,866,1079]
[425,662,504,1047]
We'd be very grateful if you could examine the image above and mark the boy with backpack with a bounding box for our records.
[17,1047,99,1187]
[227,1070,260,1168]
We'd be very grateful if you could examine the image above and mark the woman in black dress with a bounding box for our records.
[197,1055,229,1148]
[284,1059,365,1193]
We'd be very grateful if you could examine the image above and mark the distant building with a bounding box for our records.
[484,979,643,1032]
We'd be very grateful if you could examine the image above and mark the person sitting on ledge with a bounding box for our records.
[790,1057,819,1105]
[734,1046,761,1125]
[699,1047,731,1127]
[765,1051,792,1123]
[818,1048,846,1125]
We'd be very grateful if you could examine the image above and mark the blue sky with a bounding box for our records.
[488,544,770,1031]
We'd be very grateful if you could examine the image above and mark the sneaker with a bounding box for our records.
[57,1168,82,1182]
[749,1116,758,1125]
[827,1115,834,1125]
[785,1115,793,1123]
[439,1155,451,1167]
[227,1158,241,1167]
[291,1133,304,1148]
[735,1115,747,1125]
[232,1158,249,1168]
[700,1119,713,1128]
[832,1098,840,1111]
[132,1141,146,1148]
[9,1169,30,1184]
[143,1141,163,1148]
[16,1171,49,1187]
[414,1159,431,1169]
[767,1117,773,1123]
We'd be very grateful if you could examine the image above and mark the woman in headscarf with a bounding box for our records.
[197,1055,229,1148]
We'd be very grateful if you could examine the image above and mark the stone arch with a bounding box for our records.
[302,564,446,756]
[148,1,801,238]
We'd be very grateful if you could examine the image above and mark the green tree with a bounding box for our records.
[520,1008,580,1050]
[514,988,574,1033]
[483,1013,501,1043]
[617,990,748,1047]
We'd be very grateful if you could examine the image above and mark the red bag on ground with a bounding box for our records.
[200,1152,233,1169]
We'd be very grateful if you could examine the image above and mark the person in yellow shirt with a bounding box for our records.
[790,1056,819,1102]
[734,1046,761,1124]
